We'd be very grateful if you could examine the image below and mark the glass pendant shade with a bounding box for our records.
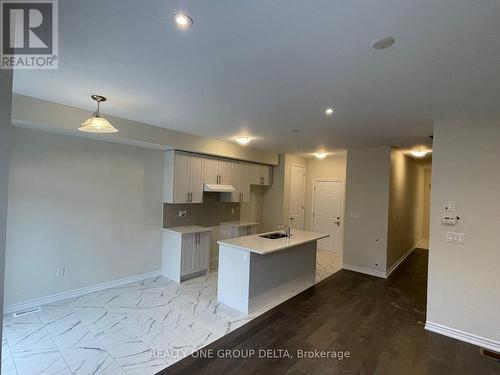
[79,95,118,133]
[79,113,118,133]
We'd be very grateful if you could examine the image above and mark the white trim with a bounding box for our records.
[4,270,161,315]
[385,245,416,278]
[311,178,346,254]
[342,263,386,278]
[425,321,500,352]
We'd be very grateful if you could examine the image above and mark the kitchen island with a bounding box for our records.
[217,229,328,313]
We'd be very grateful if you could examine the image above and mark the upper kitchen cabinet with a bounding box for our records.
[251,164,272,186]
[221,162,251,203]
[204,157,233,185]
[163,151,204,203]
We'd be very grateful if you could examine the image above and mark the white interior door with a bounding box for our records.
[288,165,306,230]
[313,180,343,252]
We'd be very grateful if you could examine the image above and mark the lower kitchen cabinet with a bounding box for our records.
[220,221,259,239]
[162,226,211,282]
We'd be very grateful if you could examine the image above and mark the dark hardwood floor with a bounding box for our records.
[160,249,500,374]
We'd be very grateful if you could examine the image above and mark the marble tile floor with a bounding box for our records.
[2,250,342,375]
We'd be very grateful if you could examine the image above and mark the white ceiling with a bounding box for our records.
[13,0,500,153]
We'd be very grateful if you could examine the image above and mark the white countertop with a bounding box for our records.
[220,221,259,227]
[163,226,212,235]
[217,229,329,255]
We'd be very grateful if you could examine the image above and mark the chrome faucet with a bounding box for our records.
[278,224,291,237]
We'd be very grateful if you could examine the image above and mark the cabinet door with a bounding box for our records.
[204,157,219,184]
[250,164,271,186]
[251,164,263,185]
[237,226,248,237]
[197,232,210,271]
[173,153,190,203]
[218,160,233,185]
[181,234,197,276]
[229,162,241,202]
[259,165,271,185]
[240,163,251,202]
[189,155,204,203]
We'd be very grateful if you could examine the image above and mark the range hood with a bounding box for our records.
[203,183,236,193]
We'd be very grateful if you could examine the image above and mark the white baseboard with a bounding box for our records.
[4,269,162,315]
[342,263,386,278]
[385,245,416,278]
[343,245,416,279]
[425,321,500,352]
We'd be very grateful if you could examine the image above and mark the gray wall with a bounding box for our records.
[427,119,500,344]
[12,94,278,165]
[343,147,391,274]
[0,69,13,363]
[5,128,163,307]
[387,149,425,269]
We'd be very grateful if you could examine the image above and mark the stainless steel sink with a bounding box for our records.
[259,232,289,239]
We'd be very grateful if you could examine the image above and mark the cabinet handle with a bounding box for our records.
[190,192,192,202]
[186,193,189,202]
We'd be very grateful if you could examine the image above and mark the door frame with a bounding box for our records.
[288,163,306,230]
[311,178,345,254]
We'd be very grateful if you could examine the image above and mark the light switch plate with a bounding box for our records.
[178,210,187,217]
[446,231,465,244]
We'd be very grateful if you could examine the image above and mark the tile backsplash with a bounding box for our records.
[163,192,240,228]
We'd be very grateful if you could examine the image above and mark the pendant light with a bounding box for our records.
[79,95,118,133]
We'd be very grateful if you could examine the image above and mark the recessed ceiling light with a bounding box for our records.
[172,12,193,29]
[235,136,251,145]
[410,150,429,158]
[291,129,300,133]
[372,37,396,50]
[325,108,334,116]
[314,152,328,159]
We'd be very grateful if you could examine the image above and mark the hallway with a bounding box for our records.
[163,249,499,374]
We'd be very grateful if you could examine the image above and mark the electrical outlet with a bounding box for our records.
[178,210,187,217]
[231,208,235,215]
